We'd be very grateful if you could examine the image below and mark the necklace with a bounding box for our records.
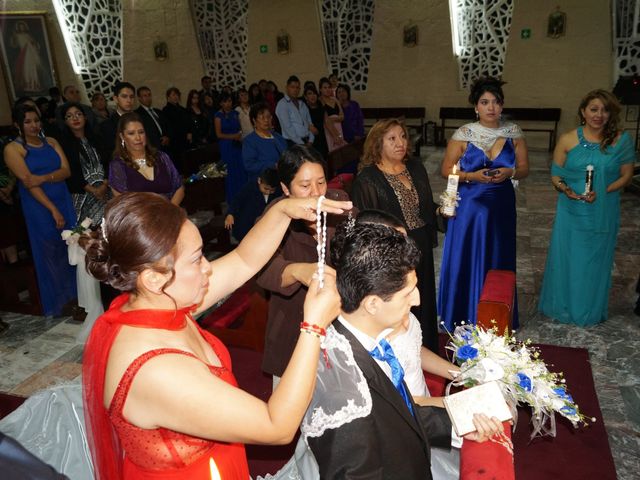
[316,195,327,289]
[133,158,147,168]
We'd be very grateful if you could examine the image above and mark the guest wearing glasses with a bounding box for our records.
[60,102,110,224]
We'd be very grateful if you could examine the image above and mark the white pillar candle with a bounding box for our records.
[443,165,460,216]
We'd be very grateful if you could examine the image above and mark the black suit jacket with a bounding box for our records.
[135,105,169,150]
[308,322,452,479]
[98,112,121,162]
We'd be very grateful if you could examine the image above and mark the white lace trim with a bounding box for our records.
[301,325,372,439]
[452,121,524,152]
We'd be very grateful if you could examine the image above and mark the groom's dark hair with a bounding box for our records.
[330,222,420,313]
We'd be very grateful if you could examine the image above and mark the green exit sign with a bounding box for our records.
[521,28,531,39]
[260,45,268,53]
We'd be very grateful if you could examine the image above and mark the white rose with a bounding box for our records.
[80,217,93,229]
[479,358,505,382]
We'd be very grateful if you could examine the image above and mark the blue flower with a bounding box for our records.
[560,406,577,416]
[456,345,479,362]
[461,331,473,342]
[553,387,566,396]
[553,387,573,403]
[517,373,532,392]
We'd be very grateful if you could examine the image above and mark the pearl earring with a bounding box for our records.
[121,138,125,148]
[475,111,479,120]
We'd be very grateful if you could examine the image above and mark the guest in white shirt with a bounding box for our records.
[235,87,253,138]
[275,75,318,146]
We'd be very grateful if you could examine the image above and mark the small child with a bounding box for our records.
[224,168,279,241]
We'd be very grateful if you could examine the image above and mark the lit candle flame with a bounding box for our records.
[209,457,222,480]
[452,164,458,175]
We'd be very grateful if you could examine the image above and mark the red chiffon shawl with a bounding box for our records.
[82,294,249,479]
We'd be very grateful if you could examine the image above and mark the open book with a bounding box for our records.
[443,381,513,436]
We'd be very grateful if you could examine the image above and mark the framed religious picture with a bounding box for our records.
[0,12,57,101]
[547,8,566,39]
[403,24,418,47]
[277,31,290,55]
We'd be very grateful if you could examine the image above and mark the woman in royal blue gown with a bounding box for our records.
[215,92,246,204]
[438,77,529,331]
[538,90,635,326]
[5,104,76,316]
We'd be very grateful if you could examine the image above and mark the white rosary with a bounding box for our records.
[316,195,327,289]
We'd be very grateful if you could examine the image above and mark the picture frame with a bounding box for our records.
[277,31,290,55]
[626,105,639,123]
[403,24,418,48]
[0,12,57,101]
[547,8,566,39]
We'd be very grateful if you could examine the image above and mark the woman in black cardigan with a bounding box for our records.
[350,118,445,352]
[60,102,110,224]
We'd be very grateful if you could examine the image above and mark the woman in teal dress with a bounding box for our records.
[539,90,635,326]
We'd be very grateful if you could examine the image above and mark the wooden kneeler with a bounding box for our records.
[476,270,516,335]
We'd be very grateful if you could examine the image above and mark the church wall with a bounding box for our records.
[246,0,612,149]
[1,0,613,148]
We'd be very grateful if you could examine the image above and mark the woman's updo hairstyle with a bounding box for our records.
[80,192,186,292]
[277,144,326,189]
[468,76,506,106]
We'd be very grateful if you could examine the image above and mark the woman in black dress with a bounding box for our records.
[350,118,446,353]
[303,86,328,157]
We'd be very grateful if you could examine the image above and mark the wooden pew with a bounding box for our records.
[437,107,561,151]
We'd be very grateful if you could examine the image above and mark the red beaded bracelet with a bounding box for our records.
[300,322,326,337]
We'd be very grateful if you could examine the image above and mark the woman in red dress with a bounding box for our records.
[81,191,350,479]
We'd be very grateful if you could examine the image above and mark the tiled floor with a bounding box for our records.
[0,147,638,478]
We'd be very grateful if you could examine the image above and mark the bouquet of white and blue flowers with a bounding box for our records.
[445,322,594,438]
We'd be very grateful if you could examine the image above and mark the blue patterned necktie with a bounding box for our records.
[369,338,414,415]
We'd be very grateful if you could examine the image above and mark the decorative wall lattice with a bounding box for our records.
[613,0,640,78]
[53,0,122,96]
[318,0,375,92]
[449,0,514,89]
[191,0,248,89]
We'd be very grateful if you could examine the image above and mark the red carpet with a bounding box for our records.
[227,346,297,477]
[513,344,616,480]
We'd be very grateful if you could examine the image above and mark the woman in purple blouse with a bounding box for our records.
[109,112,184,205]
[336,83,365,143]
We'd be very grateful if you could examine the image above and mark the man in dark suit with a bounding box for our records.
[135,85,170,151]
[98,81,136,161]
[305,222,502,479]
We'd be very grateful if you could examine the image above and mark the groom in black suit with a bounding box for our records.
[305,222,502,479]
